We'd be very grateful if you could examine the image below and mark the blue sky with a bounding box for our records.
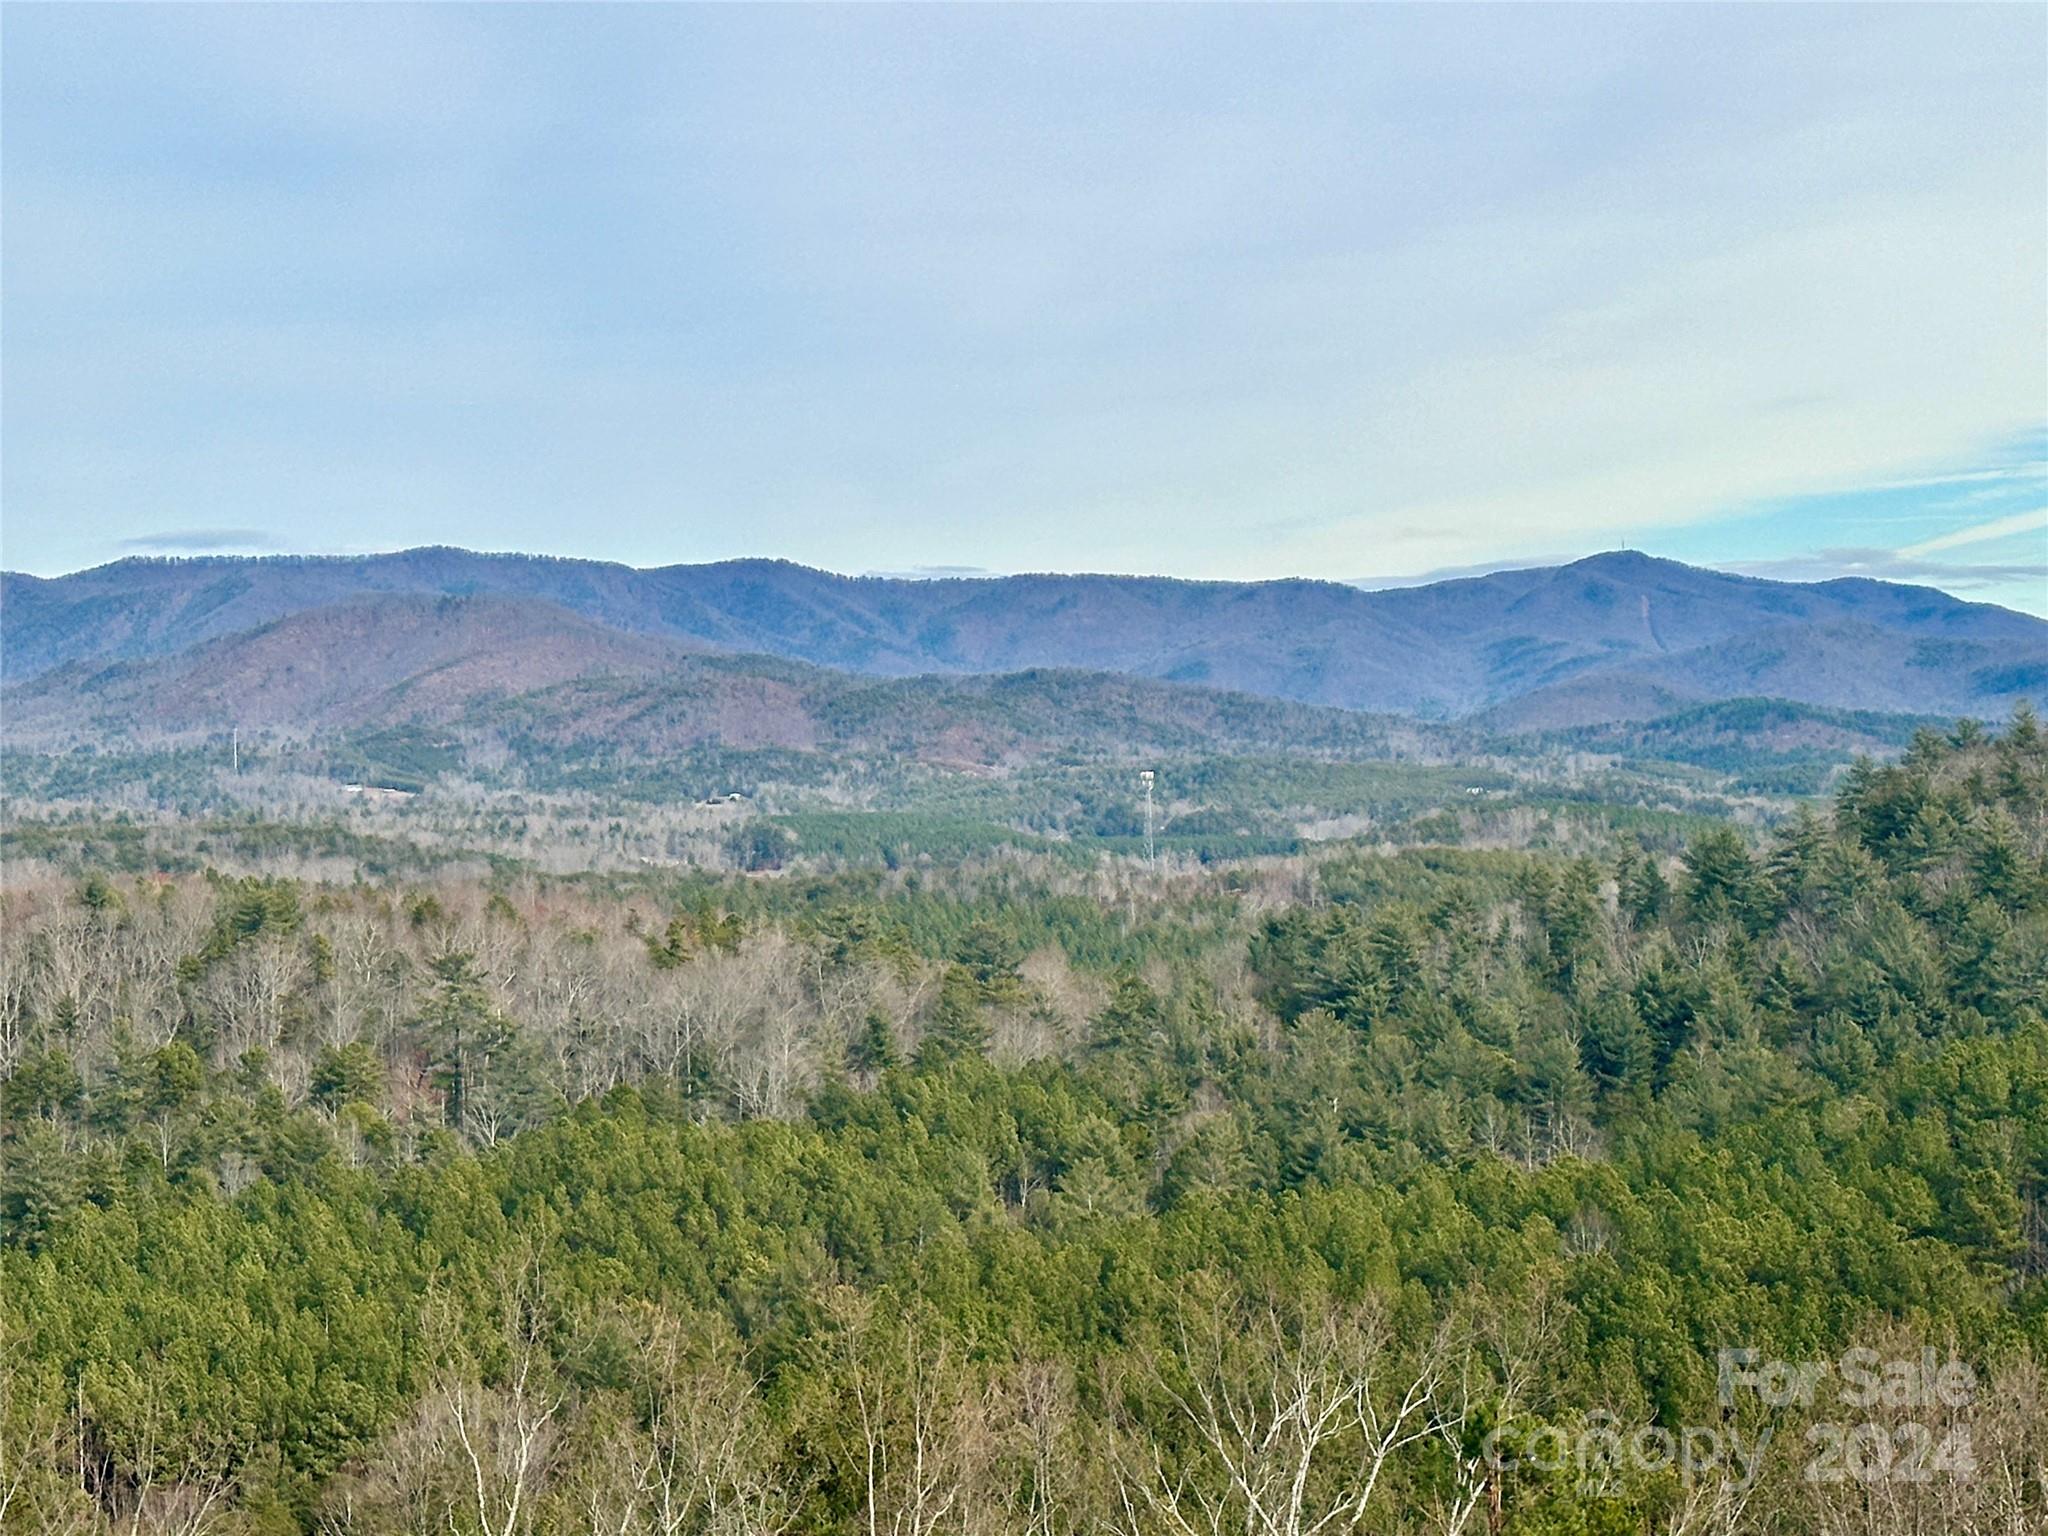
[4,4,2044,613]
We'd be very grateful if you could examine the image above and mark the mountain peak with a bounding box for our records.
[1564,549,1708,580]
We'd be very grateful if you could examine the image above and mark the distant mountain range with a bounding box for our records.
[2,591,1415,765]
[2,549,2040,746]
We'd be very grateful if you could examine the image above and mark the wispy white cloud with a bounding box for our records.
[1861,462,2048,493]
[1897,508,2047,559]
[117,528,279,554]
[1720,548,2046,590]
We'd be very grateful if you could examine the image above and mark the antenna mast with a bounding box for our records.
[1139,769,1155,867]
[231,727,240,776]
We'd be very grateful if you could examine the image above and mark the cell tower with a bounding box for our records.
[1139,769,1155,867]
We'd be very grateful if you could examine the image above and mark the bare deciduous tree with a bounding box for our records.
[325,1252,565,1536]
[569,1305,802,1536]
[821,1288,1002,1536]
[1108,1287,1465,1536]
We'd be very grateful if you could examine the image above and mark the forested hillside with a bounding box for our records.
[2,612,1419,767]
[2,713,2044,1534]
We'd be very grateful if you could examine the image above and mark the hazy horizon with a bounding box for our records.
[8,539,2048,621]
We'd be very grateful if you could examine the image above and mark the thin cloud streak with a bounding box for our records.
[1859,463,2048,493]
[1719,549,2047,590]
[1898,508,2048,559]
[116,528,278,554]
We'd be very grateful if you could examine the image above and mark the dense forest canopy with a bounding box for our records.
[1,712,2044,1534]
